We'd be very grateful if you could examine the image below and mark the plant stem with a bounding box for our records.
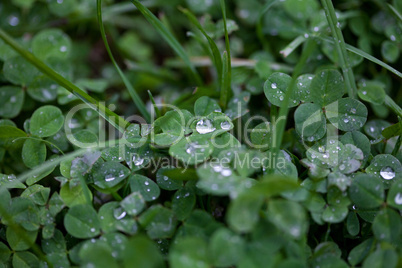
[270,39,317,171]
[97,0,151,123]
[0,28,130,133]
[321,0,357,98]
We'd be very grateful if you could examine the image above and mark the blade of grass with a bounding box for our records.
[97,0,151,122]
[0,28,129,133]
[316,36,402,78]
[280,35,307,58]
[321,0,357,99]
[219,0,232,110]
[179,6,223,83]
[130,0,202,86]
[220,51,230,109]
[256,0,280,53]
[388,4,402,22]
[385,95,402,118]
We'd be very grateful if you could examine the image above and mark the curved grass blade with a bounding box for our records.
[280,35,306,58]
[219,0,232,110]
[317,36,402,78]
[0,28,129,133]
[130,0,202,86]
[97,0,150,122]
[256,0,280,53]
[388,4,402,23]
[321,0,357,98]
[179,7,223,83]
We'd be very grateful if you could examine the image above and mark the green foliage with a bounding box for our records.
[0,0,401,267]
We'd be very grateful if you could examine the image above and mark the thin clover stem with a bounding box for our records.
[97,0,151,122]
[0,28,130,133]
[270,39,317,173]
[321,0,357,99]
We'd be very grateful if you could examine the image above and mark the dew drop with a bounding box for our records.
[196,119,215,134]
[271,83,277,89]
[380,166,395,180]
[105,174,115,182]
[221,168,232,177]
[350,108,356,114]
[60,46,67,52]
[220,121,231,130]
[8,16,19,26]
[394,193,402,205]
[343,118,349,123]
[279,95,284,101]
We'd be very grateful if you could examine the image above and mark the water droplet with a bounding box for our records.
[339,164,345,171]
[10,96,16,103]
[271,83,277,89]
[304,33,309,38]
[60,46,67,52]
[196,119,215,134]
[105,174,115,182]
[318,146,325,153]
[221,168,232,177]
[279,95,284,101]
[390,35,396,41]
[90,228,95,232]
[114,208,127,220]
[350,108,356,114]
[362,91,367,95]
[343,118,349,123]
[323,152,329,159]
[313,26,319,32]
[8,16,19,26]
[220,121,231,130]
[133,155,144,166]
[57,0,64,3]
[369,126,375,132]
[380,166,395,180]
[144,181,149,186]
[394,193,402,205]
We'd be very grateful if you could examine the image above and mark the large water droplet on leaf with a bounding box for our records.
[220,121,231,130]
[380,166,395,180]
[105,174,115,182]
[394,193,402,205]
[196,119,216,134]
